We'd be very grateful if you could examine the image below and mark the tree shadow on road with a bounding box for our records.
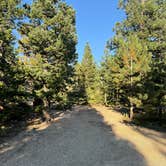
[0,105,147,166]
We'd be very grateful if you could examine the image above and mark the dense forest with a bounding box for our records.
[0,0,166,131]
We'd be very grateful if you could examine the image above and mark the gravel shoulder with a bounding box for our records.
[0,105,165,166]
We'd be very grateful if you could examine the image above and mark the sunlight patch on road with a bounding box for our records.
[93,105,166,166]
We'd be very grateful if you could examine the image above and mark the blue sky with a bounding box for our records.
[22,0,125,62]
[66,0,125,62]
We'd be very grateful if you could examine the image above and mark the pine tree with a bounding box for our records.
[18,0,77,120]
[117,34,151,119]
[0,0,31,124]
[71,63,87,104]
[0,0,23,108]
[108,0,166,120]
[80,43,98,104]
[100,48,115,105]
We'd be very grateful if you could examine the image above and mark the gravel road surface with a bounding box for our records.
[0,106,155,166]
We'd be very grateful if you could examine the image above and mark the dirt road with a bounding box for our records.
[0,106,166,166]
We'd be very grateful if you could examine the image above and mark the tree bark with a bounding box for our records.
[116,88,119,105]
[158,106,162,126]
[141,0,145,4]
[129,105,134,120]
[42,98,51,123]
[104,93,107,106]
[42,84,51,123]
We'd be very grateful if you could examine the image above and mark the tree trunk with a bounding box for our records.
[42,84,51,123]
[47,97,51,111]
[116,88,119,105]
[158,106,162,126]
[104,93,107,106]
[139,0,145,4]
[141,0,145,4]
[129,105,134,120]
[42,98,51,123]
[129,46,134,120]
[0,101,4,111]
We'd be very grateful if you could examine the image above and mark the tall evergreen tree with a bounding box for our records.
[116,35,151,118]
[81,43,95,103]
[0,0,23,108]
[107,0,166,120]
[71,63,87,104]
[18,0,77,120]
[100,48,115,105]
[0,0,31,124]
[80,43,100,104]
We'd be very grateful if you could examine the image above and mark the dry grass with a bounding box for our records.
[93,105,166,166]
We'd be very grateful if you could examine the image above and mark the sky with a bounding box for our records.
[66,0,125,62]
[22,0,125,63]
